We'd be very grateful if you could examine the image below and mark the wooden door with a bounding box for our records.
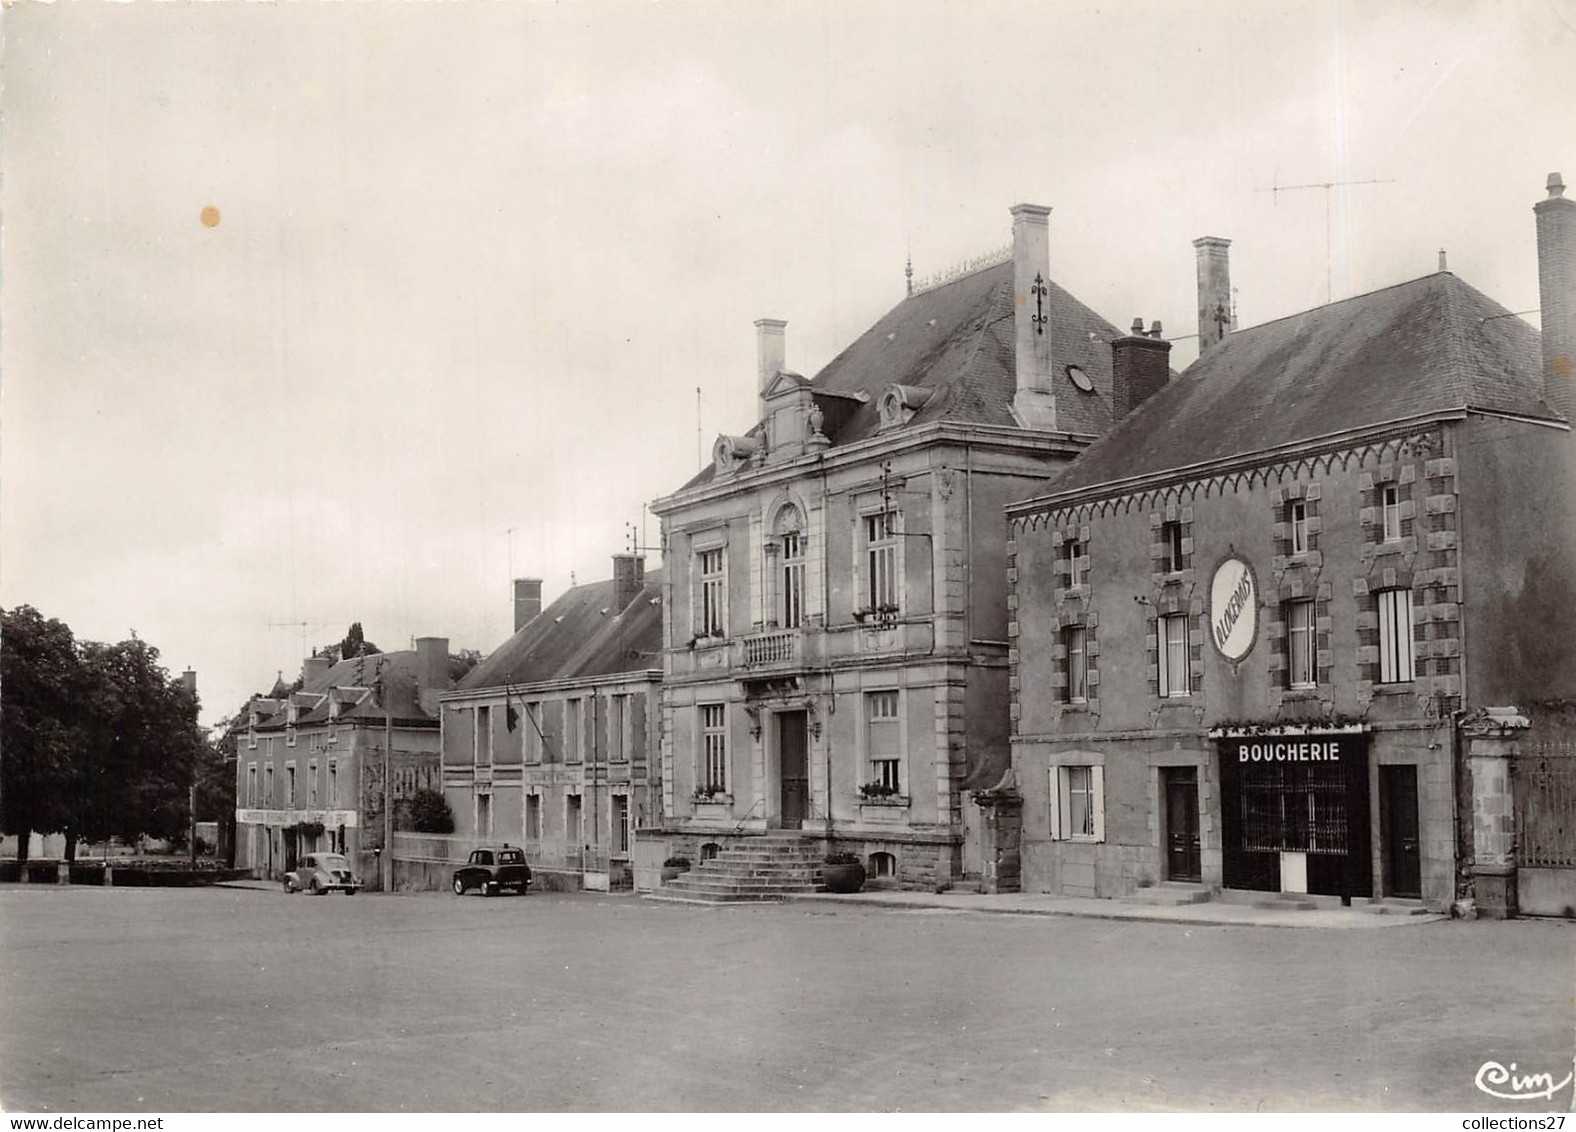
[778,712,808,829]
[1164,767,1201,882]
[1380,765,1421,899]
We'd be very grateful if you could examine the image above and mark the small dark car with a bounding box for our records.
[452,845,532,896]
[282,852,362,895]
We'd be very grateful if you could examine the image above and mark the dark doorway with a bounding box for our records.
[778,711,808,829]
[1380,764,1422,899]
[1163,767,1201,881]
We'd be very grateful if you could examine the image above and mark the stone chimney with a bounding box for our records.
[1111,318,1173,421]
[180,669,197,696]
[1536,172,1575,421]
[302,654,332,688]
[613,554,646,612]
[1193,236,1234,352]
[1009,203,1057,430]
[414,636,449,693]
[756,318,786,420]
[514,578,543,633]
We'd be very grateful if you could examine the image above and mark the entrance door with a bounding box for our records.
[1163,767,1201,881]
[1380,765,1421,899]
[778,712,808,829]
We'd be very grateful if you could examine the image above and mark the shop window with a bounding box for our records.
[1049,765,1105,842]
[1378,588,1416,683]
[1157,614,1191,697]
[700,704,727,793]
[1286,600,1317,688]
[1063,626,1088,703]
[1382,485,1401,543]
[1161,522,1185,573]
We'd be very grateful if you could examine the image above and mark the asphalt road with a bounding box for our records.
[0,883,1570,1112]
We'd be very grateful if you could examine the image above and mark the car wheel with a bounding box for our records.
[309,878,322,895]
[452,877,466,896]
[482,880,496,897]
[282,878,293,894]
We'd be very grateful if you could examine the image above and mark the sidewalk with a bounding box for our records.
[791,888,1447,929]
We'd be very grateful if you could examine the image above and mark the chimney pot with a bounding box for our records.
[1149,320,1163,338]
[1131,317,1145,336]
[1550,172,1567,199]
[1438,248,1448,272]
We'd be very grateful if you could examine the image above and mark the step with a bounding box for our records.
[1352,897,1431,916]
[664,878,821,895]
[1122,884,1212,907]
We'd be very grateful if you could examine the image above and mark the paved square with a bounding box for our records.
[0,884,1569,1111]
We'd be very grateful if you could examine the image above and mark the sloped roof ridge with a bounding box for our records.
[1224,270,1446,344]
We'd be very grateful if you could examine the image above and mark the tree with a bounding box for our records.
[0,607,85,865]
[338,622,380,660]
[401,788,455,834]
[194,734,236,862]
[448,649,483,682]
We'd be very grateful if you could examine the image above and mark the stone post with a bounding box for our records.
[1460,706,1530,919]
[972,770,1023,894]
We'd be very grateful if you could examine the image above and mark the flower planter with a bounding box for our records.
[821,861,866,894]
[660,866,687,883]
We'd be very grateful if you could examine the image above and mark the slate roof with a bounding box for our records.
[253,649,441,729]
[459,569,665,692]
[679,262,1127,490]
[1045,271,1553,497]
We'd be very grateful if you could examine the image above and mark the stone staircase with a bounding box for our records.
[646,832,825,904]
[1121,882,1213,907]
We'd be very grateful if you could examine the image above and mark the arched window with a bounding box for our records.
[774,505,806,629]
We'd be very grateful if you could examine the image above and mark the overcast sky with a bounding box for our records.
[3,0,1573,726]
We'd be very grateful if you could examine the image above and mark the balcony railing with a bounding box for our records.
[742,629,799,667]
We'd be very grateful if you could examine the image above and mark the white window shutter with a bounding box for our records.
[1048,766,1063,841]
[1091,765,1106,842]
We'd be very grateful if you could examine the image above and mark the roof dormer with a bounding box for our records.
[877,383,933,430]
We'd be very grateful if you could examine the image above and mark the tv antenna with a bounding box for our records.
[1258,174,1395,304]
[267,618,330,662]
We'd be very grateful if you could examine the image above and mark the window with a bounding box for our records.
[612,794,630,855]
[1382,485,1401,543]
[700,704,727,793]
[1049,765,1105,841]
[1161,523,1184,573]
[308,760,319,806]
[864,510,900,612]
[264,765,275,807]
[247,763,257,807]
[1378,588,1415,683]
[866,690,901,793]
[565,699,583,763]
[698,547,725,636]
[476,793,492,838]
[1286,600,1316,688]
[1157,614,1191,697]
[327,760,338,808]
[525,793,541,841]
[1290,500,1308,554]
[566,794,583,848]
[475,705,492,766]
[1064,626,1088,704]
[285,763,296,806]
[781,530,806,629]
[609,695,627,762]
[523,702,543,763]
[1065,538,1087,588]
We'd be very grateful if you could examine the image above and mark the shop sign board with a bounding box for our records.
[1209,556,1258,661]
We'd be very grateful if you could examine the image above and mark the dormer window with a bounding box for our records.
[877,384,933,430]
[712,434,762,477]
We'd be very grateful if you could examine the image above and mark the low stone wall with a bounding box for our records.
[392,856,584,894]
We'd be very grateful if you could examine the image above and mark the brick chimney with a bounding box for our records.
[613,554,646,612]
[414,636,449,693]
[1009,203,1057,430]
[1193,236,1234,352]
[302,654,332,688]
[1536,172,1575,421]
[756,318,786,421]
[1111,318,1173,420]
[513,578,543,633]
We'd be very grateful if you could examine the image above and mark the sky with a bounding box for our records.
[3,0,1573,726]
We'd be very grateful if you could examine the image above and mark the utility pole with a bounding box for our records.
[1258,174,1395,304]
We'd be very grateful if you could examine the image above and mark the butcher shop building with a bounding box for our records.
[1004,175,1576,912]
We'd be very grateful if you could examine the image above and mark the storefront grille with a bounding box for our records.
[1239,765,1350,855]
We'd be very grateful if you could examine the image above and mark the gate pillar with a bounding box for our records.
[1460,707,1530,919]
[972,770,1023,895]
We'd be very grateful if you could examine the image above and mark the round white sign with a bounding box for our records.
[1209,557,1258,660]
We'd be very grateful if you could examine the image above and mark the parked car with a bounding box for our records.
[282,852,362,895]
[452,845,532,896]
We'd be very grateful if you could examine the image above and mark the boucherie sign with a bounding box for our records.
[1220,732,1365,765]
[1209,556,1258,660]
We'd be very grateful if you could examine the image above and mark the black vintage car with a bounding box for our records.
[452,845,532,896]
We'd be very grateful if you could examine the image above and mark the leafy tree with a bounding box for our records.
[338,622,380,660]
[1,607,85,865]
[448,649,483,682]
[401,788,455,834]
[194,733,236,863]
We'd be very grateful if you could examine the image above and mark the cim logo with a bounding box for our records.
[1209,557,1258,661]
